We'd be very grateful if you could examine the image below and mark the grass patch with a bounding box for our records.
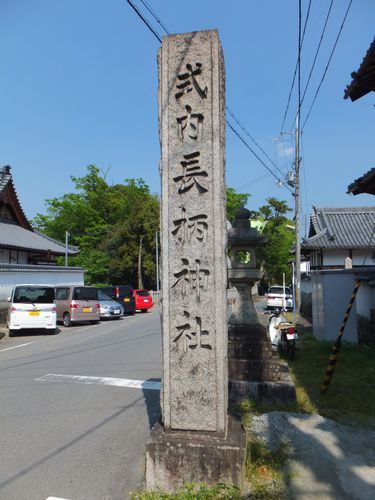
[130,482,243,499]
[246,436,290,499]
[289,324,375,427]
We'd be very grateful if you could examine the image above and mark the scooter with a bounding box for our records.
[268,308,298,360]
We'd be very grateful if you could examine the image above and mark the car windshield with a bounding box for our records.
[136,290,150,297]
[98,291,112,301]
[73,287,98,301]
[13,286,55,304]
[269,287,291,295]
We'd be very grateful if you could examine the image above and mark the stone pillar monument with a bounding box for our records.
[146,30,245,491]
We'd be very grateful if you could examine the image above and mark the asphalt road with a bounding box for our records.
[0,308,162,500]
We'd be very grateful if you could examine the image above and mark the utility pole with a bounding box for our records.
[294,0,302,314]
[138,235,143,290]
[294,117,301,314]
[65,231,69,267]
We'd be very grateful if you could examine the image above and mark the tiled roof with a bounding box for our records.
[344,38,375,101]
[0,165,32,229]
[302,206,375,250]
[347,167,375,196]
[0,221,79,255]
[0,263,83,272]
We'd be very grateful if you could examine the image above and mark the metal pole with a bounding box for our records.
[65,231,69,267]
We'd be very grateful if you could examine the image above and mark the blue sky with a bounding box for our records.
[0,0,374,236]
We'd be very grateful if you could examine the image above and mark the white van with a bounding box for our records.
[7,284,57,336]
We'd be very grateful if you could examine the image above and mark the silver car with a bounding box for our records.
[98,291,124,319]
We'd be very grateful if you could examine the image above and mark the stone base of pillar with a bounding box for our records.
[146,415,246,492]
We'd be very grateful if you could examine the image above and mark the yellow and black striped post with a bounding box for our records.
[320,279,361,394]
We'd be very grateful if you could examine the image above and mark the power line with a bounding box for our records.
[226,105,285,178]
[127,0,292,193]
[302,0,353,131]
[289,0,334,131]
[138,0,170,35]
[280,0,312,133]
[127,0,162,43]
[227,121,293,194]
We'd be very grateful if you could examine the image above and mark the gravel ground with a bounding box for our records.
[251,411,375,499]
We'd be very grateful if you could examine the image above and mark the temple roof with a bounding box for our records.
[344,38,375,101]
[302,206,375,250]
[0,166,79,256]
[347,167,375,196]
[0,165,31,229]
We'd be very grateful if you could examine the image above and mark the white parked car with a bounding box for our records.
[266,286,293,311]
[7,284,57,336]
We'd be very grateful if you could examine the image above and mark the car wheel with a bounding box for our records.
[141,309,148,313]
[8,329,16,337]
[47,328,57,335]
[63,313,72,328]
[90,320,100,325]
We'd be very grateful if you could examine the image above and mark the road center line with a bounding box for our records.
[0,342,34,352]
[36,373,161,391]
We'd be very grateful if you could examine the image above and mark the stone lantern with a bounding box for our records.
[228,207,267,326]
[228,208,283,403]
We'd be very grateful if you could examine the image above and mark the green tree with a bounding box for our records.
[254,197,294,286]
[33,165,159,288]
[226,187,250,222]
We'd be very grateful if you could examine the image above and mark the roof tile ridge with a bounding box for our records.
[33,228,80,252]
[305,227,328,242]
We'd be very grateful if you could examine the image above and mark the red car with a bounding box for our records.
[133,289,153,312]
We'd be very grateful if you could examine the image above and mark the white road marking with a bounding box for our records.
[36,373,161,391]
[46,497,72,500]
[0,342,34,352]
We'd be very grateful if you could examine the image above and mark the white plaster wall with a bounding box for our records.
[0,269,84,311]
[323,250,349,267]
[352,250,375,266]
[312,271,358,343]
[312,274,325,341]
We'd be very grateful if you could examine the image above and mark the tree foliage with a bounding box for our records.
[226,187,250,222]
[33,165,159,288]
[252,197,295,286]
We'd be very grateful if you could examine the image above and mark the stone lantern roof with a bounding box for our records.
[228,208,267,246]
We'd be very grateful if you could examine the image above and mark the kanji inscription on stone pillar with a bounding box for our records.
[159,30,227,434]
